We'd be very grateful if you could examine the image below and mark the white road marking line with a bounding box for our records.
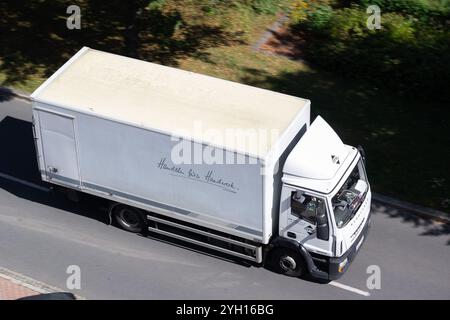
[0,172,50,192]
[329,281,371,297]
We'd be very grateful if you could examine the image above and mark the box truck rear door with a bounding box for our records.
[37,109,81,188]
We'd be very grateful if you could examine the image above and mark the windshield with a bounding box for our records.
[331,159,368,228]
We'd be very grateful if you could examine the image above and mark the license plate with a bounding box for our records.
[356,236,364,252]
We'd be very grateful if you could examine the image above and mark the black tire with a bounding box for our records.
[112,204,145,233]
[269,248,305,277]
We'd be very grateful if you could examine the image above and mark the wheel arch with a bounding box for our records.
[269,237,329,280]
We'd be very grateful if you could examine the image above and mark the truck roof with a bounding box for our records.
[31,47,308,158]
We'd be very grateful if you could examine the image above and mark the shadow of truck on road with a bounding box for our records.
[0,88,15,103]
[0,116,109,225]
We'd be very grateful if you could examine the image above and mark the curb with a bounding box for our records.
[373,193,449,224]
[0,86,31,102]
[0,266,84,299]
[0,267,60,295]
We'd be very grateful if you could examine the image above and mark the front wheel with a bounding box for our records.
[269,248,305,277]
[112,204,145,233]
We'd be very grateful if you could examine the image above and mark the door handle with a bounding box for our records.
[48,166,59,174]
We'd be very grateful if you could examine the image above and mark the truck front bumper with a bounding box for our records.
[327,213,372,280]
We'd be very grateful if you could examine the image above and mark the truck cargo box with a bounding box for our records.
[31,47,310,244]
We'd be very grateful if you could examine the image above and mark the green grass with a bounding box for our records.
[0,60,46,93]
[1,0,448,212]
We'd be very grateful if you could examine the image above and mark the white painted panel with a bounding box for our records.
[74,112,263,233]
[38,110,80,186]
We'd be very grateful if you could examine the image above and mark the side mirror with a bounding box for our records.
[316,210,329,241]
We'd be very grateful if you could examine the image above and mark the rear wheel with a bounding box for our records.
[112,204,145,233]
[270,248,305,277]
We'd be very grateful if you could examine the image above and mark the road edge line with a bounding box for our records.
[329,281,370,297]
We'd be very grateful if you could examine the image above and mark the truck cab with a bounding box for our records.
[274,116,371,280]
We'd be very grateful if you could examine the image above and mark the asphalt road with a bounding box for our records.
[0,96,449,299]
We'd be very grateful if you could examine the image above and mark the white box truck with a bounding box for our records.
[30,47,372,280]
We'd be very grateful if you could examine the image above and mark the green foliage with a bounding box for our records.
[248,0,282,14]
[199,0,226,15]
[146,0,167,11]
[292,3,450,101]
[306,3,334,29]
[290,0,334,26]
[199,0,282,15]
[358,0,450,23]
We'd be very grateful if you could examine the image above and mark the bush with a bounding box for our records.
[290,0,334,24]
[199,0,282,15]
[307,3,334,29]
[292,3,450,101]
[248,0,282,14]
[358,0,450,23]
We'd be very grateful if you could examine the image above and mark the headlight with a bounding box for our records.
[338,258,348,273]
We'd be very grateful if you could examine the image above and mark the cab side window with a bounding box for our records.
[291,191,323,225]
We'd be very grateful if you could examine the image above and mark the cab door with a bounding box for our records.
[279,185,333,256]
